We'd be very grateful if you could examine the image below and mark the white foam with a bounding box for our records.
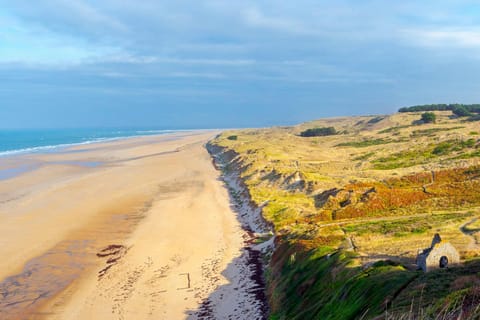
[0,128,219,158]
[0,137,120,157]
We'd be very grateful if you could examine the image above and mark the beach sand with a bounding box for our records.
[0,132,266,319]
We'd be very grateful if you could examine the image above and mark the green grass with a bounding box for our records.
[372,149,433,169]
[250,187,316,227]
[432,141,454,155]
[342,212,474,236]
[373,139,478,169]
[269,247,418,320]
[377,126,463,137]
[389,259,480,316]
[336,138,398,148]
[432,139,477,155]
[313,261,416,319]
[451,150,480,160]
[367,116,386,124]
[411,126,464,137]
[352,152,375,161]
[271,246,480,320]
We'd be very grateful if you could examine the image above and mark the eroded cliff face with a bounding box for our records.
[206,142,274,319]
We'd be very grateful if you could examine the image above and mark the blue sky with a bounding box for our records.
[1,1,480,128]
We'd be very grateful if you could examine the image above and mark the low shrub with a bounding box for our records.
[421,112,436,123]
[300,127,337,137]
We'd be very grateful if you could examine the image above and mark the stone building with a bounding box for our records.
[416,234,460,272]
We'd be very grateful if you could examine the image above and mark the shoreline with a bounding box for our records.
[0,130,208,181]
[202,142,275,319]
[0,131,271,319]
[0,129,214,158]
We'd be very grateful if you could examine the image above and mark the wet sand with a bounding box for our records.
[0,131,265,319]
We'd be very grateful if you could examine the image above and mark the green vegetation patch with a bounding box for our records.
[378,125,411,134]
[250,187,315,228]
[300,127,337,137]
[352,152,375,161]
[227,135,238,140]
[411,126,464,137]
[271,244,480,320]
[342,212,474,236]
[389,259,480,317]
[372,139,478,169]
[269,247,417,320]
[432,139,477,155]
[336,138,403,148]
[421,112,437,123]
[372,149,434,169]
[451,149,480,160]
[367,116,386,124]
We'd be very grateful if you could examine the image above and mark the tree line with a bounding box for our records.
[398,104,480,118]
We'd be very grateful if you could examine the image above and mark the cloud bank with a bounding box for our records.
[1,0,480,127]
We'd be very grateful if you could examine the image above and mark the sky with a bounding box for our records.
[1,1,480,128]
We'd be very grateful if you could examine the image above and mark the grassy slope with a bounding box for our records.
[209,111,480,319]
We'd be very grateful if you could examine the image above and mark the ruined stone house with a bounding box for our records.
[416,233,460,272]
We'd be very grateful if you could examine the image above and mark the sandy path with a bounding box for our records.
[460,218,480,250]
[0,132,265,319]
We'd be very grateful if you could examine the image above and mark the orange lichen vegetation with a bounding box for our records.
[313,165,480,221]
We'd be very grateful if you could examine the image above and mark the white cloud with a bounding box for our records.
[55,0,128,33]
[157,58,255,66]
[91,54,159,64]
[93,56,255,66]
[169,72,226,79]
[403,28,480,48]
[242,7,315,35]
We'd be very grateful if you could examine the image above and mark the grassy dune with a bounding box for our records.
[209,110,480,319]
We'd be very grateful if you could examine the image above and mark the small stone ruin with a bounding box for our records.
[416,233,460,272]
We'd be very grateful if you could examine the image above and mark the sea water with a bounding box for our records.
[0,128,183,156]
[0,128,189,180]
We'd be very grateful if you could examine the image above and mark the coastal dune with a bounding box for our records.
[0,132,262,319]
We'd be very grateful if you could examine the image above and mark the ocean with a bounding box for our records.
[0,128,184,156]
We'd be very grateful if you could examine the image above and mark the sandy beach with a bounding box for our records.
[0,132,267,319]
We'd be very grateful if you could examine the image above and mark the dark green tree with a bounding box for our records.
[421,112,436,123]
[452,106,472,117]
